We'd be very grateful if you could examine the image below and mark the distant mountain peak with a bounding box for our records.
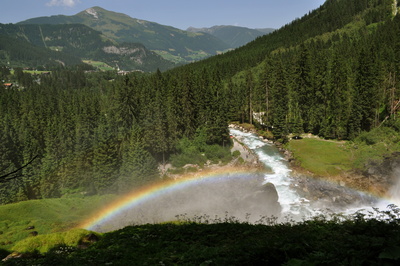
[85,8,99,19]
[17,6,230,63]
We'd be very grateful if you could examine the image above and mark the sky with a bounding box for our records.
[2,0,326,30]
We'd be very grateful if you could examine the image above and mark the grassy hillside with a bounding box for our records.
[287,138,353,176]
[0,195,115,250]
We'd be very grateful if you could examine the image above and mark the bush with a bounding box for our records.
[357,131,380,145]
[170,134,232,167]
[11,229,98,254]
[169,152,207,168]
[204,145,232,164]
[232,150,241,158]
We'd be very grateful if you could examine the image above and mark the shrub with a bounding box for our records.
[204,144,232,164]
[357,131,380,145]
[11,229,98,254]
[232,150,241,158]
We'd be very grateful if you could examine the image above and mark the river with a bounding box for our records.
[229,128,313,218]
[229,128,393,221]
[90,128,396,232]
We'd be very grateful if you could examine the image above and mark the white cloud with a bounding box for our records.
[46,0,81,7]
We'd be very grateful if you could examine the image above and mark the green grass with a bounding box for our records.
[82,60,114,71]
[11,229,97,254]
[153,50,188,63]
[286,138,353,176]
[9,70,51,75]
[0,195,115,250]
[286,126,400,181]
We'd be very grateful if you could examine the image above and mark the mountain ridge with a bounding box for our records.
[18,6,231,63]
[186,25,275,48]
[0,23,175,71]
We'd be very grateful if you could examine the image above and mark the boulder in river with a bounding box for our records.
[242,182,282,218]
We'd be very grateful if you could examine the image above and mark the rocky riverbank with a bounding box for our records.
[284,146,400,202]
[229,124,399,209]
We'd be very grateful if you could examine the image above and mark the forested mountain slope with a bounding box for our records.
[1,0,400,204]
[175,0,400,139]
[186,25,274,48]
[0,23,174,71]
[0,28,83,69]
[18,6,230,63]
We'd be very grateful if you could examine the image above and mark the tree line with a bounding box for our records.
[1,0,400,203]
[0,67,230,203]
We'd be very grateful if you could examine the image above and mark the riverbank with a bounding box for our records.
[234,123,398,199]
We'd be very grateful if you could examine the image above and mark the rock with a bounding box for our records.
[183,164,199,169]
[2,252,38,262]
[29,231,38,237]
[25,226,35,230]
[261,182,279,203]
[78,233,100,249]
[83,233,99,243]
[2,252,23,262]
[243,182,282,217]
[362,152,400,192]
[291,173,377,209]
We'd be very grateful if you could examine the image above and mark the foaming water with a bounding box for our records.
[231,128,400,220]
[82,129,399,232]
[230,129,313,218]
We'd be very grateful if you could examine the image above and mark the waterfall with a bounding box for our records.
[229,128,400,221]
[230,129,314,219]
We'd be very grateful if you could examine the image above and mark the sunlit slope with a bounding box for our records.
[179,0,399,79]
[0,196,115,250]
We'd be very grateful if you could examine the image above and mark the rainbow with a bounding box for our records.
[79,167,260,231]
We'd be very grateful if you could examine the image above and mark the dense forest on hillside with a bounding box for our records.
[0,23,175,71]
[0,68,230,203]
[1,0,400,204]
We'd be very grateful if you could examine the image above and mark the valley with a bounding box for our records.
[1,0,400,264]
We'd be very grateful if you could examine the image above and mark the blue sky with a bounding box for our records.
[2,0,326,30]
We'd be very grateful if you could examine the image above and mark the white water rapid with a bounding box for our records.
[230,129,315,219]
[229,128,397,221]
[91,128,399,233]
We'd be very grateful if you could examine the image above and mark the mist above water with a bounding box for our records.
[91,172,281,232]
[91,129,397,232]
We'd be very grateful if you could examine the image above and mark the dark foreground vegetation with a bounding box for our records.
[2,207,400,265]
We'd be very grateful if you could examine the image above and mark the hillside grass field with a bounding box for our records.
[0,195,115,251]
[286,126,400,177]
[286,138,353,176]
[82,60,114,71]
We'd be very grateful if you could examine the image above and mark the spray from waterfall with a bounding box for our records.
[81,128,398,232]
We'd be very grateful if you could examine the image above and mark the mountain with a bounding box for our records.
[186,25,275,48]
[171,0,400,142]
[0,24,84,69]
[18,7,231,63]
[0,23,175,71]
[255,28,276,34]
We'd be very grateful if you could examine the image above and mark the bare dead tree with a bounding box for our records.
[0,155,38,183]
